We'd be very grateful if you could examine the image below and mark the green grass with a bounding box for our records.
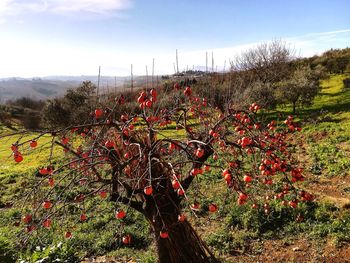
[312,73,350,114]
[302,73,350,177]
[0,130,61,208]
[206,201,350,255]
[0,132,56,178]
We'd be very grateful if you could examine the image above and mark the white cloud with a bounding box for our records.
[0,0,132,17]
[286,29,350,57]
[51,0,131,15]
[297,29,350,38]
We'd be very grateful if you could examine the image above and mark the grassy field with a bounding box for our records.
[1,73,350,262]
[300,73,350,178]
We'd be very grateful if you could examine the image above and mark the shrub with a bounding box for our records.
[0,236,17,263]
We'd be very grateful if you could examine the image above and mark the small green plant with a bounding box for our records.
[20,242,79,263]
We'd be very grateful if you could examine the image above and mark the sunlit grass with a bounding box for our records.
[298,73,350,177]
[0,132,58,179]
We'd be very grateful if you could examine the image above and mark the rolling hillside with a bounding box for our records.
[0,75,164,103]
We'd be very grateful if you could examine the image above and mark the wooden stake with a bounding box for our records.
[97,66,101,103]
[176,49,179,74]
[152,58,155,88]
[131,64,133,91]
[146,65,148,90]
[206,52,208,73]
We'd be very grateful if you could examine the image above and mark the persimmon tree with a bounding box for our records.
[5,84,313,263]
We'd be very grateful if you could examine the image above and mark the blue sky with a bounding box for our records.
[0,0,349,77]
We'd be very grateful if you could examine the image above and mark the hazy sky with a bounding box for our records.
[0,0,349,78]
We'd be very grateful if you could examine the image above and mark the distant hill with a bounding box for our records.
[0,76,178,104]
[0,73,198,103]
[0,78,75,102]
[0,76,130,102]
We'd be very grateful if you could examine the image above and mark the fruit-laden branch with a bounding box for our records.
[55,140,105,183]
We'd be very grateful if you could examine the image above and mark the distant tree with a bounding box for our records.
[21,110,42,130]
[0,105,12,128]
[337,56,350,74]
[3,97,45,130]
[42,81,96,128]
[325,58,339,73]
[312,64,329,80]
[321,49,350,74]
[42,98,71,127]
[301,47,350,75]
[7,97,45,111]
[243,81,278,109]
[233,40,294,84]
[276,66,320,114]
[310,56,328,69]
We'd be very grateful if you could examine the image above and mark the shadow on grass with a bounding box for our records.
[263,81,350,122]
[319,91,347,97]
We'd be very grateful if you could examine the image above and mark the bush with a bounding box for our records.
[42,81,96,128]
[7,97,45,111]
[0,236,17,263]
[0,106,12,127]
[21,109,42,130]
[243,81,277,109]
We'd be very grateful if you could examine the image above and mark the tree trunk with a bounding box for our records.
[151,214,219,263]
[143,189,219,263]
[143,153,219,263]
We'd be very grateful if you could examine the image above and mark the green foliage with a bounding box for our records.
[311,206,350,246]
[42,81,96,128]
[304,47,350,74]
[243,81,278,109]
[206,201,350,253]
[0,106,12,128]
[20,242,79,263]
[225,202,309,235]
[0,236,17,263]
[206,228,257,254]
[1,97,44,130]
[107,248,157,263]
[308,141,350,176]
[7,97,45,111]
[42,98,71,127]
[275,66,320,113]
